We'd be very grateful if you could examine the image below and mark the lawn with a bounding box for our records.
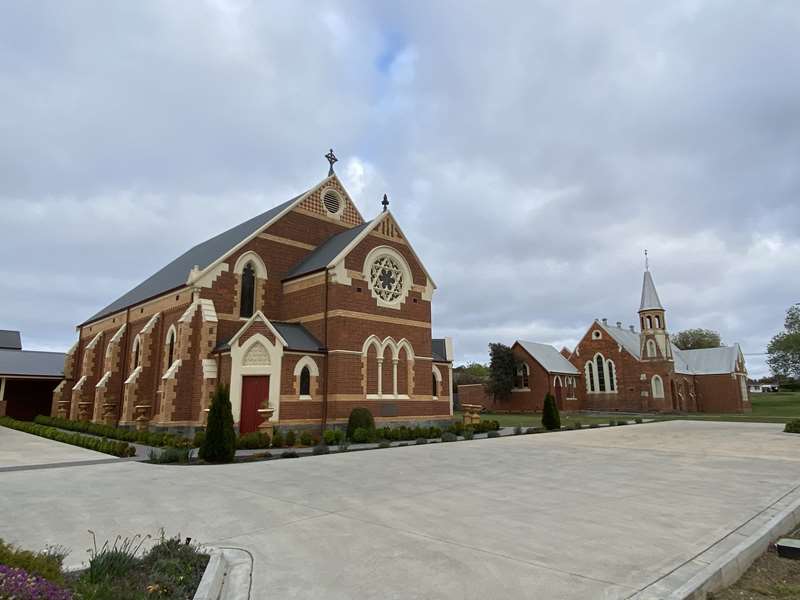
[458,391,800,427]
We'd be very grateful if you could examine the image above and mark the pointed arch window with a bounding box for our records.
[595,355,606,392]
[515,363,530,389]
[646,339,657,358]
[651,375,665,398]
[607,360,616,391]
[586,362,595,392]
[432,373,438,398]
[299,366,311,396]
[646,316,653,329]
[240,262,256,318]
[132,335,141,368]
[166,328,176,367]
[654,315,661,328]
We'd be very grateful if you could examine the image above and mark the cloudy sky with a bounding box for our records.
[2,1,798,377]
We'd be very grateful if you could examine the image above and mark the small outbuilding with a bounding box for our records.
[0,330,65,421]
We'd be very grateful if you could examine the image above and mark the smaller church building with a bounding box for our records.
[461,266,749,414]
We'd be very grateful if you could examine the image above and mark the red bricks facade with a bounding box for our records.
[56,174,453,432]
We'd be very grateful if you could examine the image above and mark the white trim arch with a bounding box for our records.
[651,375,665,398]
[432,364,443,399]
[293,355,320,377]
[233,251,268,279]
[229,331,284,424]
[586,353,618,394]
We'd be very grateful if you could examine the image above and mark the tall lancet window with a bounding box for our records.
[299,366,311,396]
[240,262,256,318]
[596,355,606,392]
[167,329,176,366]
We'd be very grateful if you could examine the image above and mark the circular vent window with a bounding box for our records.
[323,190,341,214]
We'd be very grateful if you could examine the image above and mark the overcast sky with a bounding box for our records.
[2,1,798,377]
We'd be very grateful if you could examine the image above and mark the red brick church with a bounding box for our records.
[461,266,749,414]
[52,153,453,433]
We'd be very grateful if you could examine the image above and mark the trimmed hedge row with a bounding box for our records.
[785,419,800,434]
[1,417,135,457]
[34,415,192,448]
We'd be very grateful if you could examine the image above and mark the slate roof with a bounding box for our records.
[214,322,324,353]
[285,220,373,280]
[0,330,22,351]
[85,193,305,324]
[432,339,448,362]
[0,349,65,378]
[517,341,579,374]
[640,270,664,310]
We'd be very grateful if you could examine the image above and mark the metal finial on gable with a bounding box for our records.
[644,249,649,271]
[382,193,389,212]
[325,148,338,176]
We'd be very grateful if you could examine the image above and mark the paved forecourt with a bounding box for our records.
[0,425,113,469]
[1,420,799,599]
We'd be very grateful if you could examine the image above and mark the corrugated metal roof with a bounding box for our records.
[675,344,741,375]
[432,339,448,362]
[84,193,305,324]
[0,349,65,377]
[0,330,22,350]
[285,220,373,280]
[599,323,643,359]
[640,270,664,310]
[517,341,580,374]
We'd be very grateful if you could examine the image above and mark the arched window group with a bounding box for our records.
[363,336,415,399]
[514,363,530,389]
[585,353,617,394]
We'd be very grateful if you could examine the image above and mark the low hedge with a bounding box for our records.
[785,420,800,434]
[1,417,135,457]
[34,415,191,448]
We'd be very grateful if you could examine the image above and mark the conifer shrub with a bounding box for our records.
[285,430,296,447]
[199,384,235,463]
[541,393,561,431]
[346,407,375,440]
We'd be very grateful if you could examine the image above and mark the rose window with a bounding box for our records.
[369,255,405,303]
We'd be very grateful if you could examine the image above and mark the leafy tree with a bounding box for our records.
[767,305,800,380]
[541,393,561,431]
[453,362,490,391]
[199,384,236,463]
[673,328,722,350]
[346,407,375,440]
[488,343,517,400]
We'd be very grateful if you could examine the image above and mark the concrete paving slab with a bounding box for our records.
[1,420,799,599]
[0,425,112,468]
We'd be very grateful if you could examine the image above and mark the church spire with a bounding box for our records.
[640,269,663,311]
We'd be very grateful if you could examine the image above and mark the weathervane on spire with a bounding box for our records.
[644,249,649,271]
[325,148,338,176]
[382,193,389,212]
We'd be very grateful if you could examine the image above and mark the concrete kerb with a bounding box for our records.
[630,482,800,599]
[194,547,253,600]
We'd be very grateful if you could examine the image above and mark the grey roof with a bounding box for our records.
[517,341,580,374]
[640,270,664,311]
[432,339,448,362]
[0,330,22,350]
[599,323,643,358]
[85,193,304,324]
[285,220,373,280]
[214,322,324,353]
[0,349,65,377]
[674,344,741,375]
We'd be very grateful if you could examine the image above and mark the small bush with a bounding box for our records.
[199,384,236,463]
[323,429,337,445]
[236,431,270,450]
[299,431,313,446]
[346,407,375,440]
[312,443,329,455]
[352,427,370,443]
[525,427,537,434]
[487,430,500,438]
[634,417,643,424]
[442,432,457,442]
[285,430,296,447]
[271,430,285,448]
[149,446,191,464]
[785,420,800,433]
[463,428,475,440]
[415,437,428,445]
[281,450,299,459]
[193,430,206,448]
[378,440,391,448]
[0,539,67,584]
[541,393,561,431]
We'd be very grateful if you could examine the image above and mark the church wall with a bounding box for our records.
[694,374,748,413]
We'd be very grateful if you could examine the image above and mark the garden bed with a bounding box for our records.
[0,417,136,457]
[0,533,208,600]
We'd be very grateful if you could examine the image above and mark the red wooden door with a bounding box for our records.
[240,376,269,434]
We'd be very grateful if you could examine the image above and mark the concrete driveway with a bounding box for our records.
[1,421,799,599]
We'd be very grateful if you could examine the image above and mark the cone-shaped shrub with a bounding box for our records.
[199,384,236,463]
[346,407,375,440]
[541,393,561,431]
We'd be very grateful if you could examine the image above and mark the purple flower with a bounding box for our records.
[0,564,72,600]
